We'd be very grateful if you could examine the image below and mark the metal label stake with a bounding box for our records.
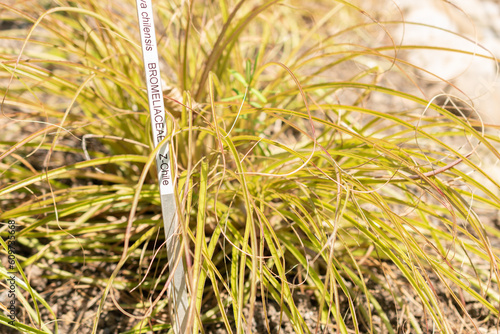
[135,1,189,332]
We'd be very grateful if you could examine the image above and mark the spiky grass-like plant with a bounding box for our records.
[1,0,499,333]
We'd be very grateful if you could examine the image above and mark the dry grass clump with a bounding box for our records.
[0,0,499,333]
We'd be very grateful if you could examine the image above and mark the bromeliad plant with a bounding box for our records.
[1,0,499,333]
